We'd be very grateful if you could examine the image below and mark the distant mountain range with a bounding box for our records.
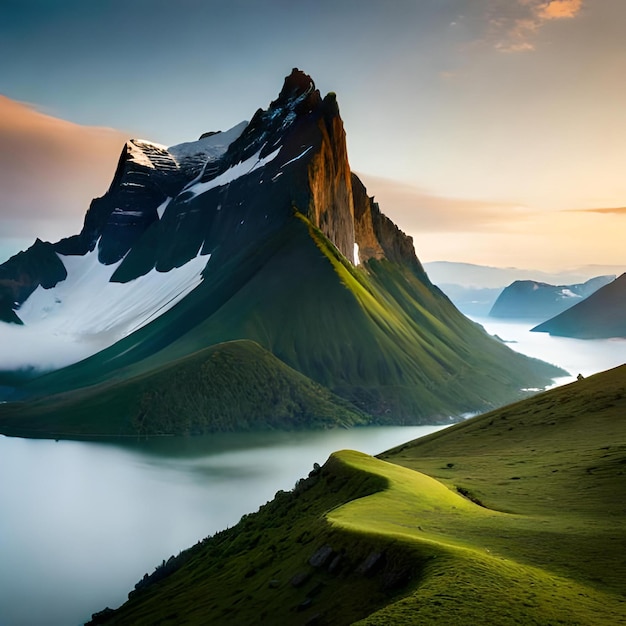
[0,70,561,437]
[532,272,626,338]
[424,262,625,317]
[424,261,625,289]
[489,275,615,320]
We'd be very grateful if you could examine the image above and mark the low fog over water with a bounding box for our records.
[1,321,624,625]
[471,316,626,385]
[0,426,444,626]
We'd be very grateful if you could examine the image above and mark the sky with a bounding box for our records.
[0,0,625,272]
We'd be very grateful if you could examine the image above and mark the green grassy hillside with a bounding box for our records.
[90,365,626,625]
[0,340,367,437]
[2,213,563,436]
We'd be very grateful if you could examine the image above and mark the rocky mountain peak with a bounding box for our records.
[0,70,425,320]
[275,67,320,109]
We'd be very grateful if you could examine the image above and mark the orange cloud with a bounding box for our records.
[356,173,532,233]
[357,175,625,271]
[493,0,584,52]
[0,96,128,240]
[571,207,626,215]
[537,0,582,19]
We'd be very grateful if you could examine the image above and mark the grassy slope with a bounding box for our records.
[0,340,368,437]
[7,213,562,434]
[92,365,626,625]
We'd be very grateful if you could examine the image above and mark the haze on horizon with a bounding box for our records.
[0,0,624,273]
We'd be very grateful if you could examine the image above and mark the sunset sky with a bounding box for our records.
[1,0,624,272]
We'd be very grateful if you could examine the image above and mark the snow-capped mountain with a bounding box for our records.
[0,122,251,369]
[0,69,421,370]
[0,69,562,436]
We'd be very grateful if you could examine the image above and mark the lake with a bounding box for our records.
[0,426,445,626]
[1,318,624,626]
[470,316,626,386]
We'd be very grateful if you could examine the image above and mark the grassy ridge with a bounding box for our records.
[0,340,367,437]
[91,365,626,625]
[336,452,622,626]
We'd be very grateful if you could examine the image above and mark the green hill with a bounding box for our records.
[0,214,562,436]
[0,340,368,438]
[89,364,626,625]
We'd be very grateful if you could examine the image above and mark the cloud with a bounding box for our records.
[489,0,584,52]
[0,96,129,243]
[357,174,626,271]
[536,0,582,19]
[571,206,626,215]
[356,173,533,233]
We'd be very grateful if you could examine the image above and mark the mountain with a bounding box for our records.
[532,272,626,338]
[489,275,615,320]
[424,261,624,289]
[0,69,562,437]
[88,365,626,625]
[423,261,625,317]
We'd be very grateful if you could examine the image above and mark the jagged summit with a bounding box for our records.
[274,67,321,109]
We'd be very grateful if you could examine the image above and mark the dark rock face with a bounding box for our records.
[0,67,425,321]
[490,275,615,320]
[0,239,67,323]
[352,173,426,277]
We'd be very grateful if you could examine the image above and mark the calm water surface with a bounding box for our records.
[1,319,624,625]
[0,426,445,626]
[471,316,626,385]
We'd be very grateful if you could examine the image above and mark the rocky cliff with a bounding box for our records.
[0,69,425,323]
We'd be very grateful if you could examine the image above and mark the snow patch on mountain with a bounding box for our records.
[127,140,166,169]
[282,146,313,167]
[126,122,248,173]
[0,248,209,371]
[168,121,248,163]
[183,147,281,199]
[156,197,172,219]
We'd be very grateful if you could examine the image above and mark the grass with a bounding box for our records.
[0,340,368,437]
[335,451,624,625]
[1,212,563,437]
[90,364,626,625]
